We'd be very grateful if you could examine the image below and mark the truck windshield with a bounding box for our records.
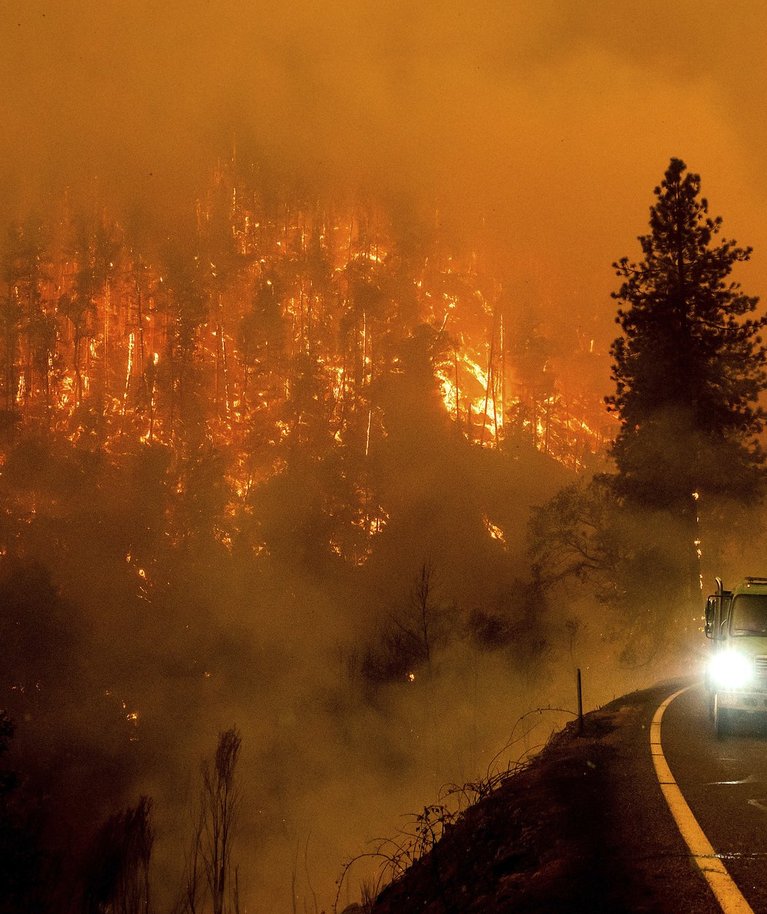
[730,594,767,635]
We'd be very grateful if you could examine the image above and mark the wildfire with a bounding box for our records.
[0,158,613,569]
[437,351,503,444]
[104,688,141,741]
[214,526,234,551]
[482,515,507,547]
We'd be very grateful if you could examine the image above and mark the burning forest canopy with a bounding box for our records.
[2,162,611,469]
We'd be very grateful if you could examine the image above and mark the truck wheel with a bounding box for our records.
[714,696,730,739]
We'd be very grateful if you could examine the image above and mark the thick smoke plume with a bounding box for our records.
[3,1,767,345]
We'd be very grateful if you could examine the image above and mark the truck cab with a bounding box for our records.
[706,576,767,737]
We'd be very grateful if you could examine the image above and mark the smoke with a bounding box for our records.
[0,408,694,913]
[1,0,764,362]
[3,1,766,323]
[2,3,766,911]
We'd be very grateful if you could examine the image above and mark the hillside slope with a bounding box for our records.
[364,681,720,914]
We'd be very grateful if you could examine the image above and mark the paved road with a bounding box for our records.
[662,684,767,913]
[371,678,765,914]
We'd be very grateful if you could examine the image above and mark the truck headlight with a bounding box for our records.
[710,651,754,689]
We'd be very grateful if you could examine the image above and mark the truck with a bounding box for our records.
[705,576,767,737]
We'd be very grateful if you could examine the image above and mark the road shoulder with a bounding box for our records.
[370,680,722,914]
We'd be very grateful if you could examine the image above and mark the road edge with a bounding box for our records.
[651,684,755,914]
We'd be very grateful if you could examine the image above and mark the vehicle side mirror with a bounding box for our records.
[705,595,716,639]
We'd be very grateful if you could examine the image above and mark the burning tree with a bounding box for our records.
[608,157,767,599]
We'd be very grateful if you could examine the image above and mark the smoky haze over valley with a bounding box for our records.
[3,0,767,339]
[2,2,767,913]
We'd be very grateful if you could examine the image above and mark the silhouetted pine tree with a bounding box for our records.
[608,158,767,595]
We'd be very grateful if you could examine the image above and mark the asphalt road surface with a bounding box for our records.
[662,684,767,913]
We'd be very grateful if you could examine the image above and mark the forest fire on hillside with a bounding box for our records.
[6,1,767,911]
[0,158,617,574]
[3,162,610,500]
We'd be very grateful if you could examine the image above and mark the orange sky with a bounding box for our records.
[1,0,766,351]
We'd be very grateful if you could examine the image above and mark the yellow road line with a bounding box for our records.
[651,686,754,914]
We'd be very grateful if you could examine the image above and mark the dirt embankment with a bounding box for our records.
[361,680,720,914]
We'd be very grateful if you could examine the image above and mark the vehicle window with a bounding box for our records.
[730,594,767,635]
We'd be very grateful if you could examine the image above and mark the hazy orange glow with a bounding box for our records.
[1,1,765,365]
[2,5,765,913]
